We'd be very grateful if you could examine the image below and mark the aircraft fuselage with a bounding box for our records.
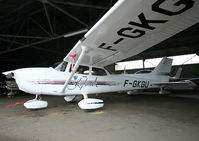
[11,67,169,96]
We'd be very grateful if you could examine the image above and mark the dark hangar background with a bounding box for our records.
[0,0,198,73]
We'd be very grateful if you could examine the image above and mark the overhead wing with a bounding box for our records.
[64,0,199,67]
[152,78,199,90]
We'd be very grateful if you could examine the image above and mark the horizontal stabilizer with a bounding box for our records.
[190,78,199,87]
[152,79,198,90]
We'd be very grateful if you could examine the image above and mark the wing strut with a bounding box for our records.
[60,46,87,93]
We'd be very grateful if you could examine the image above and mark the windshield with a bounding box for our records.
[53,61,68,72]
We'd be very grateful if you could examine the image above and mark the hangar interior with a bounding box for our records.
[0,1,199,141]
[0,0,117,71]
[0,0,199,79]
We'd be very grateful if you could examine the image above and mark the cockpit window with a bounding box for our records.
[60,61,68,72]
[135,70,152,74]
[52,61,61,69]
[70,65,89,75]
[92,67,107,76]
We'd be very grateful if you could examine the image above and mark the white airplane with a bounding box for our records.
[3,0,199,110]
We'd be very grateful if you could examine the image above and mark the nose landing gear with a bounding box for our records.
[24,94,48,110]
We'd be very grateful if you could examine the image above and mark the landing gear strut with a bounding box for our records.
[24,94,48,110]
[34,94,42,100]
[159,87,170,95]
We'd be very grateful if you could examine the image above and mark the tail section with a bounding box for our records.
[151,57,173,75]
[170,67,182,81]
[174,67,182,79]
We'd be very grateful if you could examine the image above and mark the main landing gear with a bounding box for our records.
[24,94,104,110]
[64,94,104,110]
[78,94,104,110]
[24,94,48,110]
[159,87,170,95]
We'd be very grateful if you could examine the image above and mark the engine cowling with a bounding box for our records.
[78,98,104,110]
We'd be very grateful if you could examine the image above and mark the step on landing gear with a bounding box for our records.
[24,95,48,110]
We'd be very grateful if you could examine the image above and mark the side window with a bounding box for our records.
[70,65,89,75]
[60,61,68,72]
[92,67,107,76]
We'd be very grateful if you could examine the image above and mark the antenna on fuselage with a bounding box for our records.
[123,65,126,74]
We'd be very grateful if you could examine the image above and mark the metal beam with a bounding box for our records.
[42,0,54,35]
[0,29,88,55]
[0,34,48,39]
[64,29,88,38]
[0,37,62,55]
[109,0,114,6]
[47,1,89,28]
[0,8,43,31]
[50,0,109,10]
[28,8,43,17]
[142,59,145,69]
[29,18,52,36]
[8,20,26,49]
[0,1,34,21]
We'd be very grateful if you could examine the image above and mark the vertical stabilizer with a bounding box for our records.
[151,57,173,75]
[170,67,182,81]
[174,67,182,79]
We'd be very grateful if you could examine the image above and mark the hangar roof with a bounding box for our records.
[0,0,198,72]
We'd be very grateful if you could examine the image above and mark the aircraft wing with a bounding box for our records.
[152,78,199,90]
[64,0,199,67]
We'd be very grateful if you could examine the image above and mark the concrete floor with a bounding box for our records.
[0,92,199,141]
